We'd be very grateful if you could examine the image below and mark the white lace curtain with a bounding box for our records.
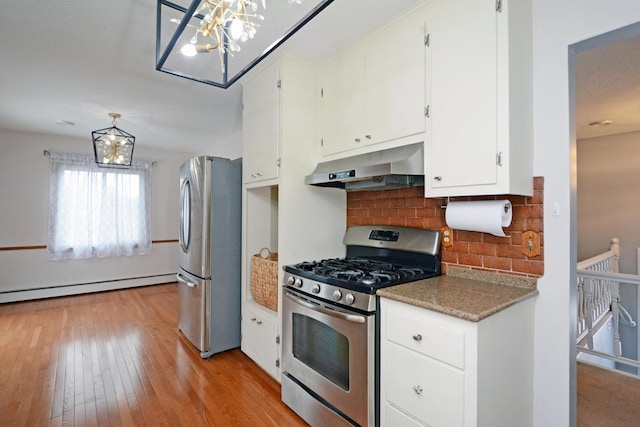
[46,152,152,260]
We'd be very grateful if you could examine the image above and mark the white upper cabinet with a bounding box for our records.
[319,53,363,155]
[320,9,427,156]
[425,0,532,197]
[242,61,280,184]
[364,13,427,148]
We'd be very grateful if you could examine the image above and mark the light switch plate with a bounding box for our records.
[522,231,541,257]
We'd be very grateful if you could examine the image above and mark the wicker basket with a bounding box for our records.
[250,248,278,311]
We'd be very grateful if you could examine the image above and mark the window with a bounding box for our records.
[46,152,152,260]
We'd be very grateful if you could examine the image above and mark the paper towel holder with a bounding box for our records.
[440,197,451,210]
[441,198,511,214]
[444,199,512,237]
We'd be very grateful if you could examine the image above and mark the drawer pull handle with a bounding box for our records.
[412,334,423,341]
[414,385,423,395]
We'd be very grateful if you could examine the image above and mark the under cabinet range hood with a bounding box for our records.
[305,142,424,191]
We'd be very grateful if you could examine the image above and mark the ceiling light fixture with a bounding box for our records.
[92,113,135,168]
[156,0,335,88]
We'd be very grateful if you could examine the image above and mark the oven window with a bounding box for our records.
[292,313,349,391]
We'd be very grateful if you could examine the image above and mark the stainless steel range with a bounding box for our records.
[281,225,441,427]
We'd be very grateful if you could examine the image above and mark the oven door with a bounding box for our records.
[282,287,375,427]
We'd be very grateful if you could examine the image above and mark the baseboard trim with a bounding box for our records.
[0,273,177,303]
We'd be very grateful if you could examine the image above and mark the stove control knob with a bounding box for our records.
[294,278,303,288]
[311,284,321,294]
[332,290,342,301]
[286,276,295,286]
[345,293,356,305]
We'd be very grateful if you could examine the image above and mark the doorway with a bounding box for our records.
[570,19,640,423]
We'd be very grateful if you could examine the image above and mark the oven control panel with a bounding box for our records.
[284,272,375,313]
[369,230,400,242]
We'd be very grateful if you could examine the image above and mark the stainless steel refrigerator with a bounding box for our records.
[177,156,241,358]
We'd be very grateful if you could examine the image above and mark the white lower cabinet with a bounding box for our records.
[380,297,534,427]
[241,301,278,380]
[387,342,464,426]
[386,403,426,427]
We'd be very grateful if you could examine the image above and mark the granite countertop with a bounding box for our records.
[376,267,538,322]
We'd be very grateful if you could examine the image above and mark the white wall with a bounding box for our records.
[577,131,640,272]
[0,128,194,301]
[532,1,640,425]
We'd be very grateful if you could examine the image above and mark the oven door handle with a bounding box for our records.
[285,291,366,324]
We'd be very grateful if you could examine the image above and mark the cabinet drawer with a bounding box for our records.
[385,403,425,427]
[386,342,464,427]
[386,309,465,369]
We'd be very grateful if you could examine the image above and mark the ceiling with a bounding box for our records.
[0,0,422,155]
[575,32,640,140]
[1,1,637,156]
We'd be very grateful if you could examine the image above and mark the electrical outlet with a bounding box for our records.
[441,226,453,248]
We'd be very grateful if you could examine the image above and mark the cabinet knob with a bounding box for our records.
[250,317,257,322]
[412,334,423,341]
[414,385,424,395]
[256,320,262,325]
[355,138,361,143]
[433,176,442,181]
[365,134,372,140]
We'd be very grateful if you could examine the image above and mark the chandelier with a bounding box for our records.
[156,0,335,88]
[175,0,303,72]
[92,113,135,168]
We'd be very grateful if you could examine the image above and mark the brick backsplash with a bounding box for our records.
[346,177,544,278]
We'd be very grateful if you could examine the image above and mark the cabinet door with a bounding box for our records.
[364,14,426,146]
[242,62,280,183]
[386,342,464,427]
[241,303,279,379]
[428,0,498,190]
[320,53,364,155]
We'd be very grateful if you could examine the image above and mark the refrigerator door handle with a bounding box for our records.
[176,272,198,288]
[179,178,191,254]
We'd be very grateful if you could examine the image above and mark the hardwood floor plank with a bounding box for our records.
[0,284,308,427]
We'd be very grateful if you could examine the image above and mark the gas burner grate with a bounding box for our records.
[292,257,428,286]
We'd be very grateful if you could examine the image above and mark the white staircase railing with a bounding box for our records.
[576,236,639,370]
[577,269,639,369]
[577,238,619,346]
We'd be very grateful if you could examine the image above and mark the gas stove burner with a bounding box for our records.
[331,269,365,281]
[294,261,318,271]
[398,267,425,277]
[365,270,401,284]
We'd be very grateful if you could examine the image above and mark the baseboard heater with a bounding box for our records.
[0,273,177,303]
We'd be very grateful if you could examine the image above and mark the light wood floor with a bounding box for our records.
[0,283,308,427]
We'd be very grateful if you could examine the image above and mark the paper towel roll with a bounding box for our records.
[445,200,512,237]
